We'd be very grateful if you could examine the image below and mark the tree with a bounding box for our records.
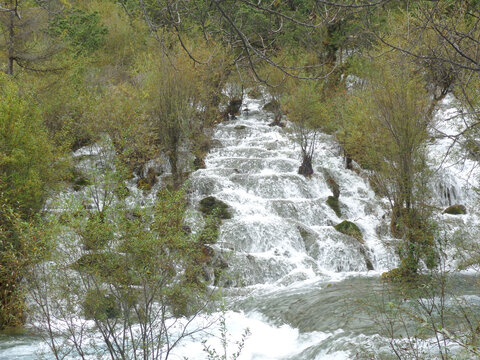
[28,149,218,359]
[125,0,393,83]
[140,53,204,189]
[283,79,335,176]
[0,0,59,75]
[0,73,58,328]
[340,56,436,276]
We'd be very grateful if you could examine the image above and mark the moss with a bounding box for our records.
[137,167,158,192]
[234,125,247,130]
[327,196,341,217]
[334,220,363,242]
[199,196,232,219]
[443,204,467,215]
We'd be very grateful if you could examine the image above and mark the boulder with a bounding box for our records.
[334,220,364,243]
[443,204,467,215]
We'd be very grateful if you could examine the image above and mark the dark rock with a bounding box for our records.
[334,220,364,243]
[268,119,286,128]
[327,176,340,198]
[443,204,467,215]
[234,125,247,130]
[359,247,374,270]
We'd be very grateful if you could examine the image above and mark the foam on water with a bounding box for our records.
[2,93,479,360]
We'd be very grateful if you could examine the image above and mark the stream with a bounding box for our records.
[0,95,478,359]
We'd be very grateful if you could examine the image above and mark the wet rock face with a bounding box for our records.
[443,204,467,215]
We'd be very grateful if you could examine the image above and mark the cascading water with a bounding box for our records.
[180,95,401,359]
[1,94,479,360]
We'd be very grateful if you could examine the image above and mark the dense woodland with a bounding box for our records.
[1,0,480,359]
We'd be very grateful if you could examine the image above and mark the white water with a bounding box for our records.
[1,94,479,360]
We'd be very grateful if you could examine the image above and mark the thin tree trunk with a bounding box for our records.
[7,10,15,75]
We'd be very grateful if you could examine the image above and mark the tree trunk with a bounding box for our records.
[298,154,314,177]
[7,11,15,76]
[345,156,353,170]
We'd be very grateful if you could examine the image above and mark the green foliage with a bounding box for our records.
[0,74,57,217]
[83,290,120,320]
[49,9,108,56]
[200,197,232,220]
[79,213,114,251]
[0,203,51,329]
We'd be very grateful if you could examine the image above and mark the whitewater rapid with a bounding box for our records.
[1,93,479,360]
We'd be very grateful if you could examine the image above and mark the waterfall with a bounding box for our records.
[189,95,397,288]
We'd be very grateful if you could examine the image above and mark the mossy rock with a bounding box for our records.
[199,196,232,219]
[137,178,153,191]
[326,196,341,217]
[334,220,363,243]
[234,125,247,130]
[83,290,120,320]
[443,204,467,215]
[136,167,158,192]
